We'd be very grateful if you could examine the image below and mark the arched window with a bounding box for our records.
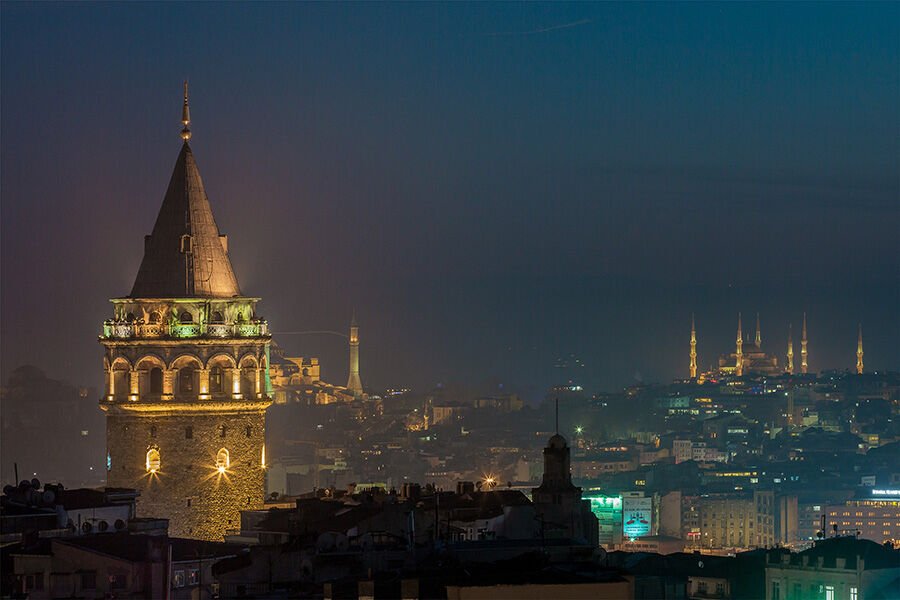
[148,311,161,324]
[149,425,157,438]
[210,311,224,323]
[146,447,161,473]
[210,366,223,393]
[219,425,227,438]
[180,234,192,253]
[179,367,194,393]
[125,312,136,322]
[149,368,163,394]
[180,311,193,323]
[216,448,230,473]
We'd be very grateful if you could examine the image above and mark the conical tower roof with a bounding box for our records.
[129,142,241,298]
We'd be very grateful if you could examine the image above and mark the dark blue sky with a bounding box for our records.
[2,3,898,396]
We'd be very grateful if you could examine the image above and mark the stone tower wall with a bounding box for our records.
[106,408,266,540]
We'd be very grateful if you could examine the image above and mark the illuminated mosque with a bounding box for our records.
[690,312,867,379]
[717,313,783,377]
[268,314,367,405]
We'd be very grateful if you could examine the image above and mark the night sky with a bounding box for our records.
[2,3,898,397]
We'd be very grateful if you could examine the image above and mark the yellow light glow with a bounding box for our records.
[218,465,226,474]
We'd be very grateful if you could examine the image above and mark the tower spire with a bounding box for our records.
[690,314,697,379]
[755,312,761,347]
[801,312,808,374]
[181,80,192,142]
[786,323,794,375]
[856,324,864,375]
[735,313,744,377]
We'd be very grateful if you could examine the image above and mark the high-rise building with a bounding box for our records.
[346,313,363,397]
[99,84,272,540]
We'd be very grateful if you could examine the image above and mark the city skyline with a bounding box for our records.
[2,3,898,394]
[1,6,899,595]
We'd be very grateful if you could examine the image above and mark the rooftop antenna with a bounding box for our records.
[555,398,559,435]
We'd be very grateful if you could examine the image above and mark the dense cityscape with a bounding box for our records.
[2,3,898,600]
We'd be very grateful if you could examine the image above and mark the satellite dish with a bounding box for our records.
[698,560,704,569]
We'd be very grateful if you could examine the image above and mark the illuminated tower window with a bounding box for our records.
[216,448,230,473]
[210,366,223,393]
[180,234,192,253]
[146,446,161,473]
[180,311,193,323]
[219,425,227,438]
[148,311,161,324]
[179,367,194,392]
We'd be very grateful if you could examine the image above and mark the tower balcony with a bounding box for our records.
[102,318,269,340]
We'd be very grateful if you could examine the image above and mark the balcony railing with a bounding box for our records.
[207,323,232,337]
[102,318,269,340]
[170,323,202,338]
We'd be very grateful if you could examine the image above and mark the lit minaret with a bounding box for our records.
[755,313,761,347]
[801,312,808,374]
[689,314,697,379]
[346,313,363,397]
[856,324,864,375]
[786,324,794,375]
[735,313,744,376]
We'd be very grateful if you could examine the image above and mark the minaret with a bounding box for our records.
[346,313,363,397]
[735,313,744,376]
[755,313,761,347]
[800,312,808,374]
[856,324,864,375]
[786,324,794,375]
[689,314,697,379]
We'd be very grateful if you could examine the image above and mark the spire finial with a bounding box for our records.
[755,312,761,347]
[181,80,192,142]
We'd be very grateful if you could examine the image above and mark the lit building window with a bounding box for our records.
[146,447,161,473]
[216,448,230,473]
[179,367,194,392]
